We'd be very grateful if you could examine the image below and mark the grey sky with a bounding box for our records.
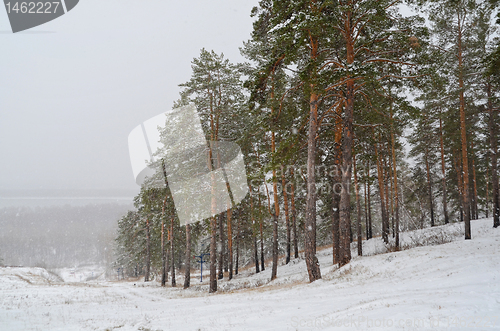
[0,0,257,196]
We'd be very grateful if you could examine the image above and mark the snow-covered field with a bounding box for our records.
[1,218,499,331]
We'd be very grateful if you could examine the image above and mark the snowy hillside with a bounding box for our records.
[1,218,499,330]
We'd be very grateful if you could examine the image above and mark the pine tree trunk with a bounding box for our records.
[350,215,353,244]
[488,79,500,228]
[254,236,260,273]
[368,177,373,239]
[183,224,191,289]
[305,81,322,281]
[235,215,240,275]
[425,147,435,227]
[208,86,218,293]
[218,213,224,280]
[375,140,389,243]
[353,154,362,256]
[257,160,265,271]
[290,167,299,259]
[486,164,490,219]
[166,226,170,284]
[439,116,449,224]
[268,57,283,280]
[145,218,151,282]
[364,173,369,240]
[260,217,265,271]
[390,106,400,248]
[161,162,170,286]
[470,141,477,220]
[332,107,343,265]
[271,130,280,280]
[209,216,217,293]
[472,156,479,220]
[271,212,279,281]
[333,176,341,265]
[366,159,373,239]
[227,207,233,280]
[338,0,358,267]
[282,166,291,264]
[383,156,391,236]
[457,8,471,239]
[249,182,260,273]
[454,155,465,223]
[388,156,395,238]
[170,218,176,287]
[161,220,166,287]
[339,81,354,266]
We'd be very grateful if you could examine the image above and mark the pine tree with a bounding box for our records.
[409,110,439,227]
[422,0,494,238]
[177,49,246,292]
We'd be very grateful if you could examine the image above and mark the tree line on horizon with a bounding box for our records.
[114,0,500,293]
[0,204,124,269]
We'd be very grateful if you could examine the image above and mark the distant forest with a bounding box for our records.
[0,203,130,268]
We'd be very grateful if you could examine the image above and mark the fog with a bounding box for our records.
[0,0,257,267]
[0,203,131,267]
[0,0,256,193]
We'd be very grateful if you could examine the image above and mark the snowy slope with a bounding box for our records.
[53,266,106,283]
[1,218,499,331]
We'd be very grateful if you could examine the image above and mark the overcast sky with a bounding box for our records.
[0,0,257,197]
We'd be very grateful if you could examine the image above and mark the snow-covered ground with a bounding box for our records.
[1,218,499,330]
[52,265,107,283]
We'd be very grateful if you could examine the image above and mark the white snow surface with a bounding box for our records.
[1,218,499,330]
